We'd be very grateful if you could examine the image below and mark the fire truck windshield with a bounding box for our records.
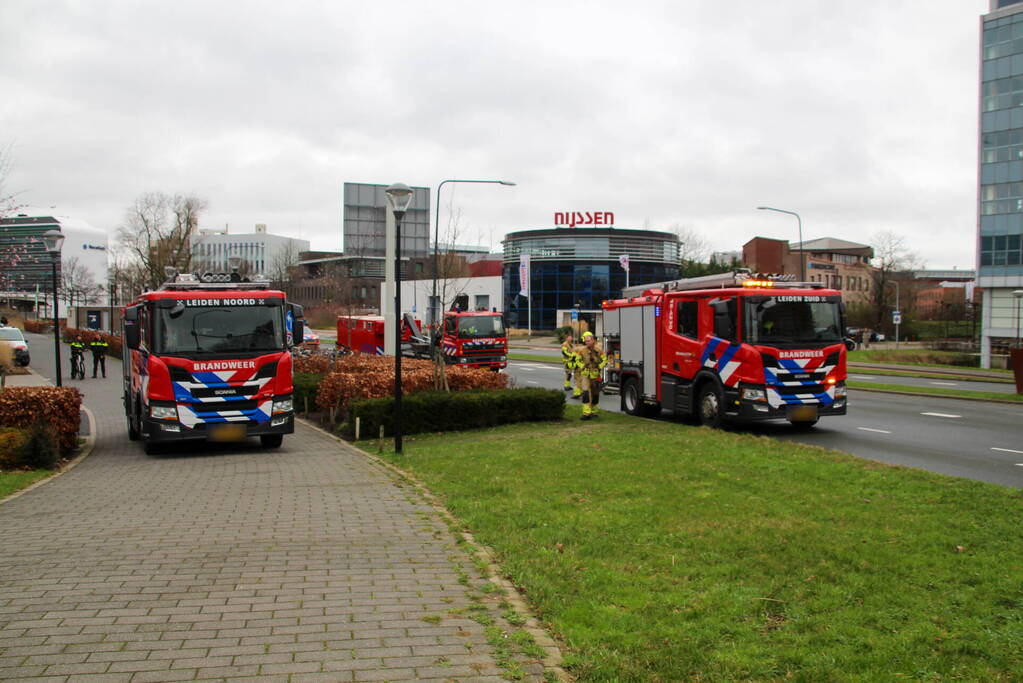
[457,315,505,339]
[155,304,284,355]
[745,296,843,347]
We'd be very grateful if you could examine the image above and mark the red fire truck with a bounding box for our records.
[121,270,304,454]
[602,271,850,429]
[337,310,508,370]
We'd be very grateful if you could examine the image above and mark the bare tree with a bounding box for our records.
[118,192,208,291]
[0,142,24,219]
[60,256,101,312]
[671,223,712,265]
[870,229,924,332]
[269,240,301,295]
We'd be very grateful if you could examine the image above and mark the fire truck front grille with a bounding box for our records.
[770,371,827,384]
[769,384,828,397]
[186,399,260,413]
[462,344,505,355]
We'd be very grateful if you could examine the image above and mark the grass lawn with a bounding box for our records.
[374,409,1023,681]
[848,380,1023,403]
[0,469,52,500]
[508,352,562,364]
[849,367,1016,383]
[848,349,1012,374]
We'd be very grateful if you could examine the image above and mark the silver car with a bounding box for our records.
[0,326,30,366]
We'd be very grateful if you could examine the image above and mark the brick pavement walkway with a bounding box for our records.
[0,337,544,682]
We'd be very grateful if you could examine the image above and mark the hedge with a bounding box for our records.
[340,387,565,439]
[293,372,322,414]
[0,423,59,470]
[0,386,82,456]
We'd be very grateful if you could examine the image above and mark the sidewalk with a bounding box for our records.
[0,336,546,682]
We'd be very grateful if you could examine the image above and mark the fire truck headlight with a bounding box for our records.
[740,386,767,402]
[150,405,178,421]
[833,383,847,397]
[272,397,294,415]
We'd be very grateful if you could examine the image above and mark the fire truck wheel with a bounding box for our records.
[621,377,643,416]
[261,434,284,448]
[697,383,726,429]
[127,401,141,441]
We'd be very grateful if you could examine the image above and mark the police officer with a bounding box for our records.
[90,336,108,378]
[69,335,87,379]
[573,331,607,420]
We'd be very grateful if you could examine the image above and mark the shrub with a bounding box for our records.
[293,353,334,375]
[0,421,58,470]
[0,386,82,456]
[315,355,509,416]
[293,372,322,414]
[341,387,565,439]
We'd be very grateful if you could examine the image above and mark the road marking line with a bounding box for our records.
[850,375,873,380]
[526,380,539,385]
[992,447,1023,455]
[857,427,892,434]
[920,412,961,418]
[929,381,958,386]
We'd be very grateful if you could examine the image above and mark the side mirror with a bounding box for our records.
[123,307,141,350]
[844,337,856,352]
[288,303,304,347]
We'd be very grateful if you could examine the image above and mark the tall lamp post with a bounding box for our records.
[756,206,805,281]
[431,179,515,330]
[386,183,415,454]
[42,230,65,386]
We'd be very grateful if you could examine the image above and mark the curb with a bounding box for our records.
[848,385,1023,405]
[297,416,573,682]
[0,401,97,506]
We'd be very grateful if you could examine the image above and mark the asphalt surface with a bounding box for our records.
[506,359,1023,489]
[1,333,545,682]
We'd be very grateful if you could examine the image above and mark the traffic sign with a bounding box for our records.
[893,313,902,325]
[571,309,578,321]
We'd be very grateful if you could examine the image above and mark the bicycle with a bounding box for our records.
[70,348,86,380]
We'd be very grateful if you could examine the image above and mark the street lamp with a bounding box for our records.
[386,183,415,454]
[42,229,65,386]
[1013,289,1023,348]
[756,206,805,281]
[431,179,515,331]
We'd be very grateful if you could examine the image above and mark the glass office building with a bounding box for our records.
[502,227,680,330]
[980,0,1023,366]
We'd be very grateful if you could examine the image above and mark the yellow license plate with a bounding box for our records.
[787,405,819,422]
[207,423,248,442]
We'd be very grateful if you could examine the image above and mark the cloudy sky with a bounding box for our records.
[1,0,988,268]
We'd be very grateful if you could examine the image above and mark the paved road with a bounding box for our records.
[0,334,543,682]
[507,359,1023,488]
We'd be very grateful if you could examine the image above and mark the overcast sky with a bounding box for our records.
[1,0,988,269]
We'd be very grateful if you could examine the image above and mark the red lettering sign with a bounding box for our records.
[553,211,615,228]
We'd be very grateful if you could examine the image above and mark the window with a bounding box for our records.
[475,295,490,311]
[980,232,1023,266]
[677,300,698,339]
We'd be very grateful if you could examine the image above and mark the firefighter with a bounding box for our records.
[573,331,607,420]
[89,336,108,378]
[560,331,576,392]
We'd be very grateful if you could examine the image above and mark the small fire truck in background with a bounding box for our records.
[602,271,850,429]
[122,269,304,454]
[336,310,508,370]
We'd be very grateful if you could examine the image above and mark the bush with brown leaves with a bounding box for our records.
[0,386,82,456]
[315,355,508,415]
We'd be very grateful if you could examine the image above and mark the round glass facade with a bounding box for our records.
[502,228,680,330]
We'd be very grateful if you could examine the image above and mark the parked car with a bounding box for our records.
[303,329,321,347]
[0,326,30,366]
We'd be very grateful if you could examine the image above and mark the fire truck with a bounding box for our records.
[121,270,304,454]
[602,271,851,429]
[337,310,508,370]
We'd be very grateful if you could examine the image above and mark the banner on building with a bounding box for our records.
[619,253,630,271]
[518,253,530,298]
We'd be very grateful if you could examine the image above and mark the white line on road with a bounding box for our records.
[850,375,874,380]
[992,447,1023,455]
[929,381,958,386]
[920,412,962,418]
[526,380,539,385]
[857,427,892,434]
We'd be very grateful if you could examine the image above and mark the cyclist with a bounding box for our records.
[70,335,87,380]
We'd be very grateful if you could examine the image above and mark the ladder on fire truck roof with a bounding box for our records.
[620,269,823,298]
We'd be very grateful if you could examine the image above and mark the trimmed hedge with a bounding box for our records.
[340,387,565,439]
[0,423,60,470]
[293,372,322,414]
[0,386,82,456]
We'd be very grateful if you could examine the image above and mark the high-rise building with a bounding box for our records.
[190,224,310,277]
[342,183,431,257]
[979,0,1023,366]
